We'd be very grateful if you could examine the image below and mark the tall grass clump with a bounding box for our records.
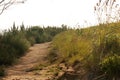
[51,22,120,79]
[52,30,92,64]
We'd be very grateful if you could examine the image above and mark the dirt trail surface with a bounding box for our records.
[2,42,56,80]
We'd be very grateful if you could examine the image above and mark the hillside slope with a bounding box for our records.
[51,23,120,80]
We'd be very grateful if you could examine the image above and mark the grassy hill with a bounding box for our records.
[50,22,120,80]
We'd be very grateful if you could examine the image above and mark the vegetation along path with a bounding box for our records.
[2,42,55,80]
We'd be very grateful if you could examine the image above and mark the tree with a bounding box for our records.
[94,0,120,24]
[0,0,26,15]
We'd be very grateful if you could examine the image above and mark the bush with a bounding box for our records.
[10,35,30,56]
[1,33,30,56]
[27,37,35,46]
[0,44,16,65]
[25,26,67,43]
[104,34,120,54]
[100,55,120,78]
[0,25,31,65]
[94,34,120,56]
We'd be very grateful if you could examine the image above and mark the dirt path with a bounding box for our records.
[2,42,55,80]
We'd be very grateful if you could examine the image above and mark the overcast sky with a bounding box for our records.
[0,0,98,30]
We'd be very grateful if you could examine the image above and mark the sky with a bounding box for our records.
[0,0,98,30]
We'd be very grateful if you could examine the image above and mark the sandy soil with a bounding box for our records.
[2,42,54,80]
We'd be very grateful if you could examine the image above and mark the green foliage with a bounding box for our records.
[0,25,30,65]
[26,26,44,43]
[0,43,16,65]
[100,54,120,78]
[26,25,67,44]
[103,34,120,54]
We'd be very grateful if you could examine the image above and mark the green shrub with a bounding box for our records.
[27,37,35,46]
[26,26,67,43]
[0,43,16,65]
[11,36,30,56]
[1,33,30,57]
[100,54,120,78]
[104,34,120,54]
[0,26,30,65]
